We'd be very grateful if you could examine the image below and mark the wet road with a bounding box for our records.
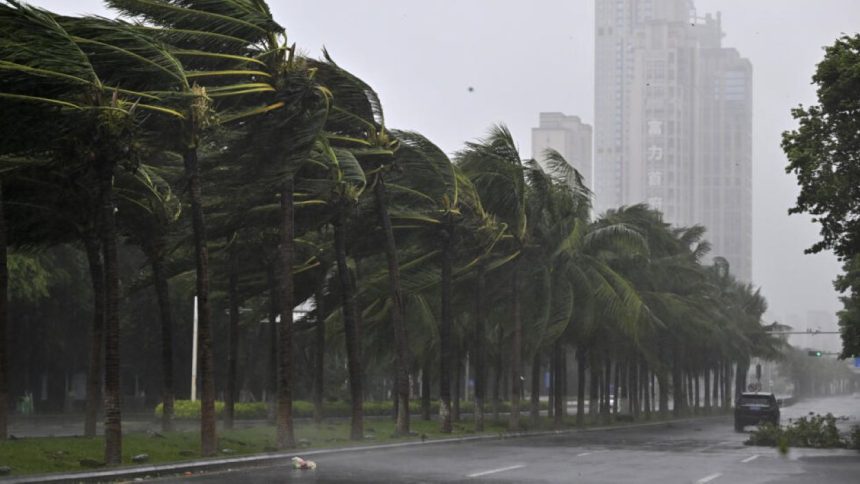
[166,395,860,483]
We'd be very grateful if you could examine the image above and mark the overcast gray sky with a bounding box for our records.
[30,1,860,336]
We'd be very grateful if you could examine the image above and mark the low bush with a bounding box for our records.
[746,413,853,449]
[155,399,546,420]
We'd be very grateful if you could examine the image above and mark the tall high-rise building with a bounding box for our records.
[594,0,752,281]
[531,113,593,189]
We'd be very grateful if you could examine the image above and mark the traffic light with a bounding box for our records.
[807,350,823,357]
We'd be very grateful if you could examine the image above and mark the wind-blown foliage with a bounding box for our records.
[0,1,790,466]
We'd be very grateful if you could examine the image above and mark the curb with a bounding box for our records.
[1,414,730,483]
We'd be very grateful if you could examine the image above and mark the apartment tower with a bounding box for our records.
[531,112,593,190]
[594,0,752,281]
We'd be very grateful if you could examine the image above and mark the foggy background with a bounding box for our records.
[31,0,860,351]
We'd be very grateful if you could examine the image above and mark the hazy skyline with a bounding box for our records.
[30,1,860,338]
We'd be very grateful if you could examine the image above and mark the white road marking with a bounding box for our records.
[466,464,526,478]
[696,473,723,483]
[576,452,592,457]
[741,454,760,463]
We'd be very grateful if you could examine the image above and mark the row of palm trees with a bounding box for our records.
[0,0,781,465]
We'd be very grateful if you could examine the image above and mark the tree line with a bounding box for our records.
[0,0,781,465]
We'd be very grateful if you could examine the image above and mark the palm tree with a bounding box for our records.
[310,55,416,436]
[381,131,489,433]
[0,3,188,462]
[457,125,529,430]
[116,166,182,432]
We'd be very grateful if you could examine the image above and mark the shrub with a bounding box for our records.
[154,399,542,420]
[746,413,852,449]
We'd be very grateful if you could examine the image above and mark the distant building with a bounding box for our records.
[531,112,593,190]
[594,0,752,281]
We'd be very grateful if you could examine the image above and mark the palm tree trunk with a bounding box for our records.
[589,355,599,421]
[266,268,278,415]
[151,247,175,433]
[631,360,639,418]
[642,362,651,419]
[530,351,540,425]
[277,179,296,448]
[421,357,431,421]
[671,343,683,417]
[438,226,453,434]
[98,162,122,466]
[657,370,669,418]
[613,361,620,415]
[453,345,461,422]
[224,241,239,431]
[0,190,8,441]
[83,236,104,438]
[554,343,567,427]
[713,364,721,410]
[695,370,701,413]
[493,324,503,423]
[723,362,733,409]
[373,178,411,436]
[473,265,486,431]
[312,277,325,424]
[575,348,586,426]
[704,366,711,412]
[334,211,363,440]
[508,268,522,431]
[182,148,216,457]
[601,355,612,422]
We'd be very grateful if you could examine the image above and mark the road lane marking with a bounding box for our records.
[466,464,526,478]
[741,454,760,463]
[576,452,592,457]
[696,473,723,483]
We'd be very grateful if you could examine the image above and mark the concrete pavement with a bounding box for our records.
[163,394,860,483]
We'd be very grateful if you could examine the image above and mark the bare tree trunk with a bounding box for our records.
[473,265,486,431]
[438,226,453,433]
[373,179,410,435]
[276,179,296,449]
[151,247,175,433]
[83,236,104,438]
[508,268,522,431]
[98,162,122,465]
[224,241,239,431]
[334,211,363,440]
[183,148,216,457]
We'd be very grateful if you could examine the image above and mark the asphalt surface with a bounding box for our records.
[162,394,860,484]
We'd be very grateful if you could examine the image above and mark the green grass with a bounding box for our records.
[0,408,708,476]
[0,417,516,476]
